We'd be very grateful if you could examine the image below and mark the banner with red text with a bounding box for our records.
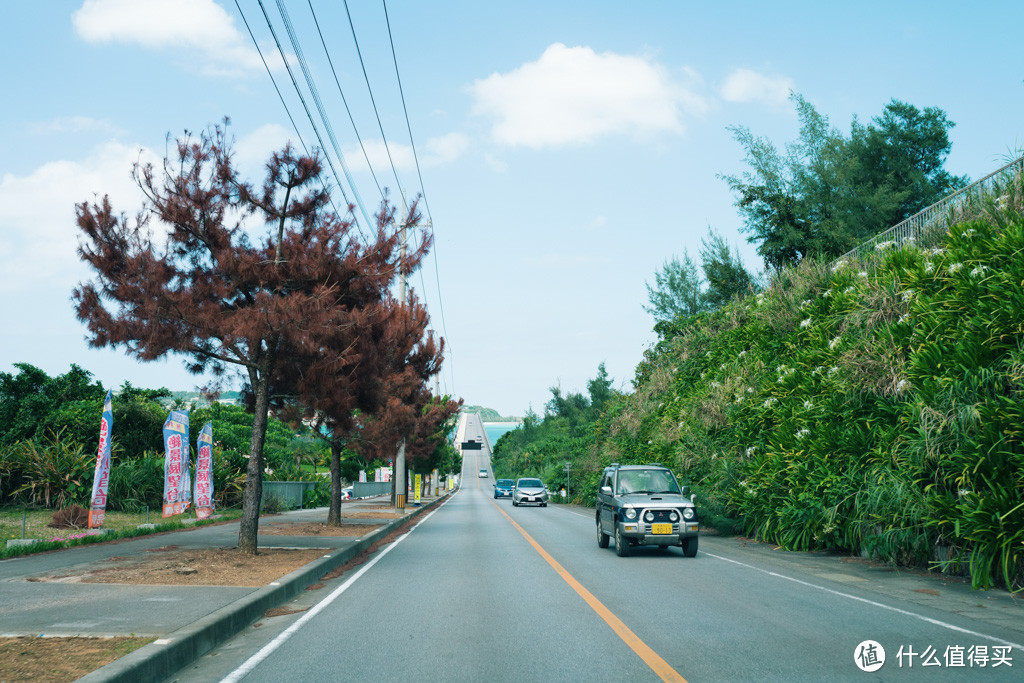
[162,410,190,517]
[88,390,113,528]
[194,422,214,519]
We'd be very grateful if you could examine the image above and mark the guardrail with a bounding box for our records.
[833,155,1024,266]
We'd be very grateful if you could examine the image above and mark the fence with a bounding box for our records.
[352,481,392,498]
[833,155,1024,266]
[261,481,316,509]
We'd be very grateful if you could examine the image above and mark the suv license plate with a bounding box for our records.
[652,523,672,535]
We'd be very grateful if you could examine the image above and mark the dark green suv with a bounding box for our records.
[595,463,698,557]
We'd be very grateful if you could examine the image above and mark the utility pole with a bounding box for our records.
[394,198,409,514]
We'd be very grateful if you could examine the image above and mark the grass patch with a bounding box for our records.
[0,636,153,682]
[0,506,241,560]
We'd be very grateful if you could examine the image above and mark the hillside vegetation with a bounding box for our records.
[498,186,1024,592]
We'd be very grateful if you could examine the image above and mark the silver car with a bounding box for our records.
[511,477,549,507]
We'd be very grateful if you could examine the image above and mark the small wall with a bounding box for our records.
[262,481,316,509]
[352,481,392,498]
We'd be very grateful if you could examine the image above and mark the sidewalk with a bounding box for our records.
[0,493,448,682]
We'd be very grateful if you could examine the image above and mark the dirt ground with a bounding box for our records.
[0,518,388,681]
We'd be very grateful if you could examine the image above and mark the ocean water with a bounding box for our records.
[483,422,520,448]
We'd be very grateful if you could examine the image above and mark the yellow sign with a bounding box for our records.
[414,474,422,504]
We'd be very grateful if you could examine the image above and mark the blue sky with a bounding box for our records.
[1,0,1021,417]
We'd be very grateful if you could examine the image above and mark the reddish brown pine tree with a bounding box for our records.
[285,290,446,523]
[73,124,410,553]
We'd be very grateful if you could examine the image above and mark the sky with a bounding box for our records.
[1,1,1022,418]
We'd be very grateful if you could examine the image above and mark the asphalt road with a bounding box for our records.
[172,452,1024,682]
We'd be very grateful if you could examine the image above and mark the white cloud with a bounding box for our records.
[344,133,469,176]
[0,141,156,293]
[30,116,125,136]
[234,123,295,173]
[470,43,708,148]
[719,68,794,106]
[72,0,266,76]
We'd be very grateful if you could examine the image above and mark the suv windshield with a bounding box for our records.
[616,469,680,495]
[496,480,513,486]
[518,479,542,488]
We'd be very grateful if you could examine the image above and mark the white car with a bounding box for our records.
[479,468,488,478]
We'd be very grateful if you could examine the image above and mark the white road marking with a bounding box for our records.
[705,551,1024,652]
[221,498,453,683]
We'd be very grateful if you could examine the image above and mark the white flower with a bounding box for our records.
[720,363,727,370]
[800,318,812,329]
[812,366,823,376]
[822,289,832,298]
[970,266,987,278]
[803,400,813,410]
[875,241,895,251]
[961,228,977,237]
[647,440,653,445]
[700,372,705,379]
[898,314,909,324]
[948,262,963,274]
[827,366,840,376]
[710,381,721,389]
[832,260,847,272]
[746,386,754,394]
[930,247,945,256]
[738,350,747,358]
[795,428,811,440]
[677,422,684,429]
[902,289,914,301]
[895,379,911,393]
[924,261,934,273]
[745,446,757,457]
[829,336,841,350]
[801,299,812,307]
[858,271,868,278]
[844,286,855,294]
[763,397,777,408]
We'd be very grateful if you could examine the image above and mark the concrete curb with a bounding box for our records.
[77,496,447,683]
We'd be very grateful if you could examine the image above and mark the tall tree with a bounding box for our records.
[643,251,705,323]
[699,228,756,309]
[73,124,406,554]
[721,93,967,271]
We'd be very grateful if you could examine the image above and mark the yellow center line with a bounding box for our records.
[487,495,687,683]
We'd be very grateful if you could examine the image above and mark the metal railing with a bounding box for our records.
[833,155,1024,266]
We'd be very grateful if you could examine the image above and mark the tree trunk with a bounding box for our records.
[327,439,343,526]
[238,360,272,554]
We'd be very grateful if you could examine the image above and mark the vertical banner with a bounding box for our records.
[359,470,366,483]
[194,422,214,519]
[414,473,422,504]
[88,390,113,528]
[162,410,189,517]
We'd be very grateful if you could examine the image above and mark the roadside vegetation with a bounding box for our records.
[494,96,1024,592]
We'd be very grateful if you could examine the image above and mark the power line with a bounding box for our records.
[382,0,454,394]
[255,0,374,232]
[342,0,405,197]
[305,0,386,203]
[272,0,376,230]
[234,0,359,236]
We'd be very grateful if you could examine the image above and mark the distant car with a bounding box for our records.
[341,487,353,500]
[493,479,514,498]
[479,468,488,478]
[512,478,548,507]
[595,463,698,557]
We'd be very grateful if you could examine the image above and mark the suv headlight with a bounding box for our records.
[682,507,695,521]
[643,511,654,523]
[668,511,679,522]
[624,508,637,520]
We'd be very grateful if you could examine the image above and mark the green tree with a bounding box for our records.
[721,93,967,271]
[643,251,705,322]
[699,228,756,310]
